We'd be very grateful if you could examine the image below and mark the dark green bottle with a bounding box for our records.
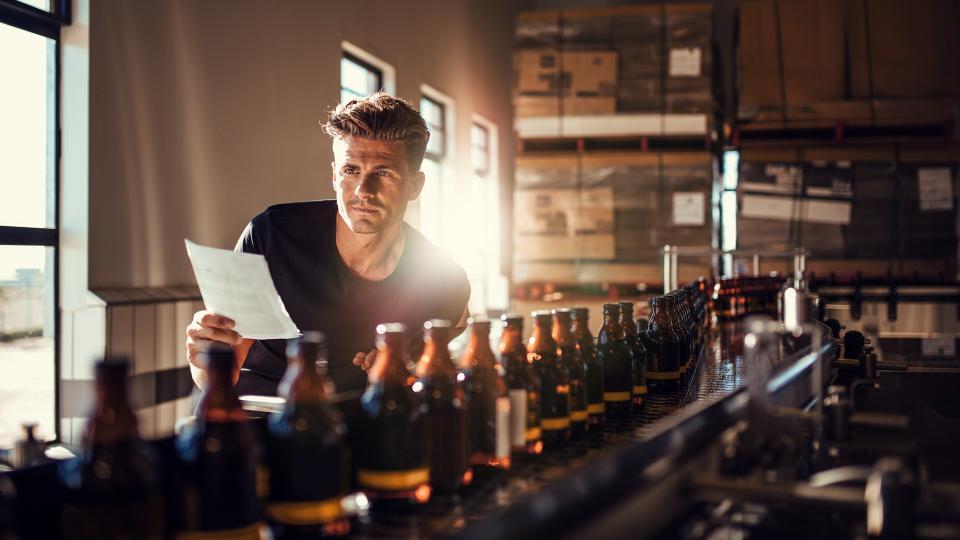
[598,303,634,419]
[552,309,588,440]
[619,301,647,409]
[527,311,570,450]
[572,307,604,429]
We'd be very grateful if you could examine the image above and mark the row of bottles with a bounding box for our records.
[17,293,711,539]
[712,276,782,320]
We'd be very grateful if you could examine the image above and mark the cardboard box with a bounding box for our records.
[846,0,960,99]
[513,95,617,118]
[515,49,617,96]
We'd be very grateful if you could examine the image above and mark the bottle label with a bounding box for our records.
[587,402,605,414]
[632,385,648,395]
[570,409,588,422]
[508,389,528,446]
[265,496,344,525]
[357,467,430,491]
[603,391,631,402]
[541,416,571,431]
[495,397,511,459]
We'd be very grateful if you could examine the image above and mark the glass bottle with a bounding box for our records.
[551,309,587,440]
[572,307,604,429]
[176,344,260,537]
[597,303,634,419]
[646,295,683,393]
[358,323,430,508]
[619,301,647,409]
[498,315,542,458]
[59,357,163,540]
[459,318,511,471]
[265,332,350,537]
[415,319,470,494]
[527,311,570,449]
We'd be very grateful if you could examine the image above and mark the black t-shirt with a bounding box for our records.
[233,200,470,396]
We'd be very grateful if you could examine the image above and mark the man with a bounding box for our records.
[185,93,470,396]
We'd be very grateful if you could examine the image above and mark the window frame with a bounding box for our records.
[0,0,70,443]
[421,94,446,161]
[340,50,383,102]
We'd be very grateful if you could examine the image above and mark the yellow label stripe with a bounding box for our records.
[604,391,631,402]
[541,417,571,431]
[358,467,429,491]
[570,409,588,422]
[646,371,681,380]
[525,427,542,441]
[266,497,343,525]
[176,523,263,540]
[632,385,648,394]
[587,402,605,414]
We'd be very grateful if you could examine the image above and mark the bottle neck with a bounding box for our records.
[88,376,138,446]
[284,356,329,404]
[551,317,574,346]
[529,320,555,352]
[418,332,454,377]
[368,335,409,384]
[462,327,494,369]
[199,363,245,422]
[621,311,636,337]
[602,313,624,339]
[499,327,525,359]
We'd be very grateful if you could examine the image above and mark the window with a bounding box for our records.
[0,0,70,445]
[340,52,382,104]
[471,124,489,177]
[420,95,445,160]
[720,150,740,275]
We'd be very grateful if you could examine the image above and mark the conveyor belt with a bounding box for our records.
[348,322,752,539]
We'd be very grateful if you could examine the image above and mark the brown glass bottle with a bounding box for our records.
[59,357,163,540]
[416,320,470,494]
[176,344,260,537]
[528,311,570,449]
[460,318,511,471]
[266,332,350,537]
[359,323,430,508]
[646,295,683,393]
[552,309,587,439]
[597,303,634,418]
[572,307,604,428]
[619,301,647,409]
[498,315,543,457]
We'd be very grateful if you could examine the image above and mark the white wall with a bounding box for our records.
[89,0,521,288]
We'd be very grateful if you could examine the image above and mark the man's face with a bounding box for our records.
[331,135,425,234]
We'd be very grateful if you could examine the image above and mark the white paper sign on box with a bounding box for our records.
[673,192,705,226]
[918,167,954,211]
[669,47,701,77]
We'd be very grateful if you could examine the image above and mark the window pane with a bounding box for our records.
[471,124,488,149]
[420,98,442,128]
[340,56,380,99]
[0,23,56,228]
[721,190,738,252]
[426,130,444,158]
[16,0,52,11]
[722,150,740,190]
[0,245,55,446]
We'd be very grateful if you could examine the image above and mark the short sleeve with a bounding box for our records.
[447,266,471,323]
[234,219,263,255]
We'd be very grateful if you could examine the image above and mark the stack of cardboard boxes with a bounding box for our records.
[736,144,960,278]
[514,4,715,122]
[738,0,960,128]
[511,4,717,288]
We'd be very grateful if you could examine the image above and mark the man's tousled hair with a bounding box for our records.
[322,92,430,171]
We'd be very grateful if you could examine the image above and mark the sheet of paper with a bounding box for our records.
[185,239,300,340]
[673,191,705,226]
[918,167,954,211]
[669,47,701,77]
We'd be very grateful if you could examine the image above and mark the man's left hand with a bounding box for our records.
[352,348,376,371]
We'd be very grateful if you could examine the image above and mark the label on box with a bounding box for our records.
[669,47,701,77]
[922,337,955,357]
[918,167,954,211]
[673,192,705,226]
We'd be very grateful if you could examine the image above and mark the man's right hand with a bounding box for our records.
[185,310,243,389]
